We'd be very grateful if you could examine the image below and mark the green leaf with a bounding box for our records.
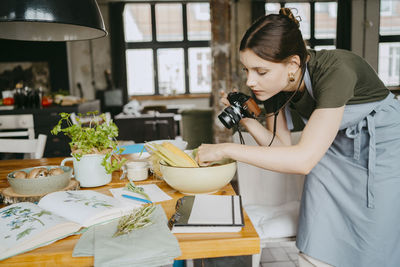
[51,111,125,173]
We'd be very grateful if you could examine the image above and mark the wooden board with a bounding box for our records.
[1,179,80,204]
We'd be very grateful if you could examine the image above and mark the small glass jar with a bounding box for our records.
[127,161,149,181]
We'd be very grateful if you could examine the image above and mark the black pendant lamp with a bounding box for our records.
[0,0,107,41]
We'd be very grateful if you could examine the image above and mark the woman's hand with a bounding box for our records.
[221,89,256,124]
[219,90,231,107]
[195,143,230,166]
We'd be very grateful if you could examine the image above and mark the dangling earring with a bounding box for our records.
[288,73,295,82]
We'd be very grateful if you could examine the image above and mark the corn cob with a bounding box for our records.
[144,142,199,168]
[162,142,199,167]
[153,143,196,167]
[144,143,177,167]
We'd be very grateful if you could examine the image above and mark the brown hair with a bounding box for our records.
[240,8,308,66]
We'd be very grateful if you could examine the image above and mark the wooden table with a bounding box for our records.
[0,158,260,266]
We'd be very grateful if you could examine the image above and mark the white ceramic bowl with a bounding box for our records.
[149,139,188,150]
[160,161,237,194]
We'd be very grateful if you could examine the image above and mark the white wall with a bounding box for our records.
[67,3,111,100]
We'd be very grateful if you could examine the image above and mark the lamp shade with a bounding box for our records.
[0,0,107,41]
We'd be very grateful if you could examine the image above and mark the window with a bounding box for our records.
[264,1,337,50]
[123,2,211,96]
[378,0,400,86]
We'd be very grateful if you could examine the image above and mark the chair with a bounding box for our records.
[0,134,47,159]
[0,114,35,139]
[233,131,305,267]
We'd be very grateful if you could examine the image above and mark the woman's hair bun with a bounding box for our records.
[279,7,300,28]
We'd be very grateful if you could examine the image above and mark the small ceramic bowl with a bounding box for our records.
[160,161,237,194]
[7,166,72,195]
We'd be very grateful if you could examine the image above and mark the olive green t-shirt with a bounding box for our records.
[289,49,389,119]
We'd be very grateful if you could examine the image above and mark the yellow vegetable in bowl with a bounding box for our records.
[145,142,199,168]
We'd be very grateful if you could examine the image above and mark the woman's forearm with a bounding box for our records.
[221,143,311,174]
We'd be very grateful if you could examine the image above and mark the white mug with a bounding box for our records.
[61,154,112,187]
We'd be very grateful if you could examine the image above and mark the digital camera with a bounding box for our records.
[218,92,261,129]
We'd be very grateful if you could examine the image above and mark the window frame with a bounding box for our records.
[113,1,211,97]
[378,1,400,87]
[259,1,337,49]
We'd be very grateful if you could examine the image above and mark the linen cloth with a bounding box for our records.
[245,201,300,239]
[73,205,181,267]
[291,69,400,267]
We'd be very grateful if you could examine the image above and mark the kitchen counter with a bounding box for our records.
[0,100,100,116]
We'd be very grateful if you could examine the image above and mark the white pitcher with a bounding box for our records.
[61,154,111,187]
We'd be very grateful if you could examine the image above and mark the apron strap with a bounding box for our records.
[285,65,311,130]
[304,66,314,99]
[345,112,377,209]
[285,105,294,131]
[345,122,364,161]
[366,112,376,208]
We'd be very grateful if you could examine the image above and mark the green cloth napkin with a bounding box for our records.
[73,205,181,267]
[72,226,94,257]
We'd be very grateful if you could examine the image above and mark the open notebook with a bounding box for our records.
[0,190,132,261]
[168,195,244,233]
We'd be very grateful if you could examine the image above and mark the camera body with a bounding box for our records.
[218,92,261,129]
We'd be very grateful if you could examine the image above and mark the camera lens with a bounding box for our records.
[218,106,242,129]
[218,110,234,129]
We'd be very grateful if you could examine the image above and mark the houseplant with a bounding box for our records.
[51,112,126,187]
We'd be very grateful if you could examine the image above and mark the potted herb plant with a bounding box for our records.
[51,112,126,187]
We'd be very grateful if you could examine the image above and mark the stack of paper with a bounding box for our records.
[109,184,172,207]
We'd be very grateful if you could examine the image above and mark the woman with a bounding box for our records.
[196,8,400,267]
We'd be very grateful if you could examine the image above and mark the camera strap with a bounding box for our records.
[236,125,245,145]
[268,63,307,146]
[268,113,279,146]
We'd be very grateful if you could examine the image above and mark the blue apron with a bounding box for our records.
[287,68,400,267]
